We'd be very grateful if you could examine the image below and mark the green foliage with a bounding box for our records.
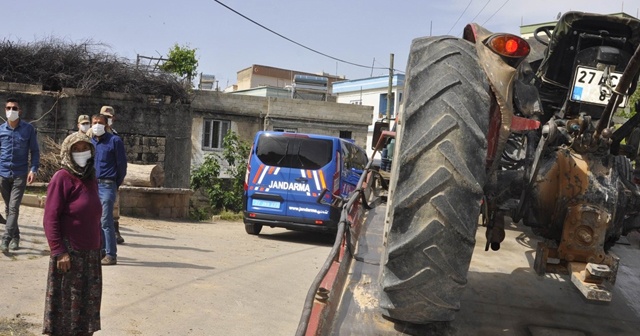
[189,200,210,221]
[160,43,198,80]
[190,131,251,213]
[616,86,640,119]
[218,210,244,221]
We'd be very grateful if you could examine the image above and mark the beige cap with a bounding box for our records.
[77,115,90,123]
[100,105,115,117]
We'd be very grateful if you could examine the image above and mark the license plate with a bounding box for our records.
[571,66,627,107]
[252,199,280,209]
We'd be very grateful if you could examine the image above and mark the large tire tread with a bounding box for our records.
[380,36,491,323]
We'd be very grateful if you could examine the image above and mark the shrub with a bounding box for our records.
[190,131,250,213]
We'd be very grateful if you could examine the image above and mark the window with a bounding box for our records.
[379,93,396,119]
[256,134,333,170]
[339,130,352,139]
[341,141,367,171]
[202,119,230,149]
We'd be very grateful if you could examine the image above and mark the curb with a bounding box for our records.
[21,194,46,208]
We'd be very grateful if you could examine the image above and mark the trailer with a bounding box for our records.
[296,132,640,336]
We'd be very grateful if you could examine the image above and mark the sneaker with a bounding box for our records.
[0,240,8,252]
[116,233,125,245]
[8,238,19,251]
[101,256,117,266]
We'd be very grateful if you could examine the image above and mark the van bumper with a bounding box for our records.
[243,212,338,233]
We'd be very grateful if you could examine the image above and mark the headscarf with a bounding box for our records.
[59,132,95,180]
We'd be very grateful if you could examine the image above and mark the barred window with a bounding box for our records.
[202,119,230,149]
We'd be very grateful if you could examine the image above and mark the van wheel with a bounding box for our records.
[379,36,491,323]
[245,223,263,235]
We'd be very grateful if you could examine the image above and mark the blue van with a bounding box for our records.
[243,131,368,235]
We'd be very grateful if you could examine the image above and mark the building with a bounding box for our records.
[332,74,404,158]
[230,64,345,93]
[190,91,373,177]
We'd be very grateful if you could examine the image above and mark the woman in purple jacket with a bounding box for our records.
[43,132,102,336]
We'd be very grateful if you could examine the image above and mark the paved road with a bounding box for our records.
[0,206,333,335]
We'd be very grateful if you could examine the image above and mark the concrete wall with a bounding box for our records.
[0,84,192,188]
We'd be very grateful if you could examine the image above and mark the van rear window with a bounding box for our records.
[256,134,333,169]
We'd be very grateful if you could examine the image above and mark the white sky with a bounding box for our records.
[2,0,639,89]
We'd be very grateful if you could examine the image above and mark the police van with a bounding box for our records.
[243,131,368,235]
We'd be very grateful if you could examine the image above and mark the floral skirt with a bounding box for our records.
[43,249,102,335]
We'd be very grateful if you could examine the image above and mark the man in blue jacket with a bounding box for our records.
[0,98,40,252]
[90,114,127,265]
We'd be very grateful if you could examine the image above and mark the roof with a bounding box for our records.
[332,74,405,94]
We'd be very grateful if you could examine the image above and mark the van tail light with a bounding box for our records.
[244,144,254,191]
[314,220,323,225]
[333,151,340,196]
[244,164,250,191]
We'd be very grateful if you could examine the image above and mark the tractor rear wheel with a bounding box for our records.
[380,36,491,323]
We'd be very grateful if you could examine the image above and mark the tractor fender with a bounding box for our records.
[463,23,520,173]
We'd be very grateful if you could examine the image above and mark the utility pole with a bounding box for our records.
[386,53,395,122]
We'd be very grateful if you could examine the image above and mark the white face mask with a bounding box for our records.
[79,124,90,132]
[6,110,19,122]
[92,124,105,136]
[71,150,92,167]
[107,118,113,126]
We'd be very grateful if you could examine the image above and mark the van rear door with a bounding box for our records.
[281,136,335,223]
[250,133,335,223]
[246,134,291,217]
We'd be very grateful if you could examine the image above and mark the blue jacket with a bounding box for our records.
[91,132,127,187]
[0,120,40,178]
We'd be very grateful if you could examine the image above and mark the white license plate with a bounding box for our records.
[571,66,627,107]
[252,199,280,209]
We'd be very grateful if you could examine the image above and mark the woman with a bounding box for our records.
[43,132,102,336]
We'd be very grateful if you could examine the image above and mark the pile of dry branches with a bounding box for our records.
[36,136,62,182]
[0,38,189,102]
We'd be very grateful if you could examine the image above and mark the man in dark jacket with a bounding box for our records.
[90,113,127,265]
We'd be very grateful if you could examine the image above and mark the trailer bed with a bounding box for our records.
[324,202,640,335]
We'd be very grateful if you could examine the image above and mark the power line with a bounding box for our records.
[447,0,473,35]
[212,0,404,73]
[469,0,492,23]
[482,0,510,25]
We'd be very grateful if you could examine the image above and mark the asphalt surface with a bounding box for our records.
[0,205,333,335]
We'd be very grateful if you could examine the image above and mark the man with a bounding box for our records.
[100,105,125,244]
[90,114,127,265]
[77,114,91,134]
[0,98,40,252]
[100,106,117,134]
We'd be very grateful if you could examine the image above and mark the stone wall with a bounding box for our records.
[0,86,192,188]
[119,186,192,219]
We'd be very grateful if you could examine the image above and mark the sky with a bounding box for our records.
[3,1,639,90]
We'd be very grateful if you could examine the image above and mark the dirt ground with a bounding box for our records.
[0,206,332,335]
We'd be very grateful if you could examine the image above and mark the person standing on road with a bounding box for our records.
[0,98,40,252]
[100,105,125,245]
[90,113,127,265]
[43,132,102,336]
